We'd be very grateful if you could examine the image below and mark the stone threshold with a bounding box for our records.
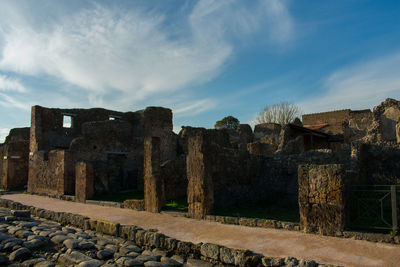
[0,197,337,267]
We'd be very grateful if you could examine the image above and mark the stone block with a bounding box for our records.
[75,161,94,202]
[200,243,220,260]
[298,164,346,235]
[123,199,145,211]
[88,219,120,236]
[11,210,31,218]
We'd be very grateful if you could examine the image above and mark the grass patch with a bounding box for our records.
[90,190,144,203]
[163,197,188,212]
[212,199,299,222]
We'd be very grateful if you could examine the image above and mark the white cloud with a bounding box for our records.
[0,75,27,92]
[0,1,295,114]
[0,128,9,143]
[298,51,400,113]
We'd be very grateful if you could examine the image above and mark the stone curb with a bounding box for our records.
[0,198,340,267]
[8,193,400,246]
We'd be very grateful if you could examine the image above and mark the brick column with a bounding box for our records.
[144,137,165,212]
[75,161,94,202]
[298,164,346,235]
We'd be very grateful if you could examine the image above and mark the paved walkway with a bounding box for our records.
[2,194,399,267]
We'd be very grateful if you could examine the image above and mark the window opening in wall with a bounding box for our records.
[109,115,121,120]
[63,115,72,128]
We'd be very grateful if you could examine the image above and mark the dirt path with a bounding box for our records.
[2,194,398,267]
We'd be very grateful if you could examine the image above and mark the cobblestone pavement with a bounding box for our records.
[0,208,217,267]
[3,194,400,267]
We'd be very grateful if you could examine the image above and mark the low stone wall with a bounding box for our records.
[0,198,323,267]
[123,199,145,211]
[205,215,300,231]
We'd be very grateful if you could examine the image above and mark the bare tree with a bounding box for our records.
[255,101,301,125]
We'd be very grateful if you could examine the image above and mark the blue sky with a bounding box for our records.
[0,0,400,141]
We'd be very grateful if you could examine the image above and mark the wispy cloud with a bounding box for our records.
[0,75,27,92]
[0,92,29,110]
[173,98,218,117]
[0,0,295,115]
[298,51,400,113]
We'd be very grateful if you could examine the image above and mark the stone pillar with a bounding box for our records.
[298,164,346,235]
[237,124,253,144]
[144,137,165,212]
[396,121,400,143]
[187,134,214,219]
[75,161,94,202]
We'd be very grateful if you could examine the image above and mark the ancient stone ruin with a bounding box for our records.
[0,98,399,236]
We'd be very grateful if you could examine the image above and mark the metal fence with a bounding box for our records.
[347,185,399,233]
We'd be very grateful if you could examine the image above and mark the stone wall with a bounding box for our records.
[363,98,400,144]
[28,150,74,196]
[302,109,351,135]
[298,164,346,235]
[28,105,175,198]
[186,129,346,219]
[357,143,400,184]
[0,127,30,190]
[161,155,187,201]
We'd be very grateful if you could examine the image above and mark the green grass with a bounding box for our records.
[162,197,188,211]
[90,190,144,203]
[212,199,299,222]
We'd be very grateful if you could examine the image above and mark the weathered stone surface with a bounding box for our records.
[50,234,70,244]
[160,257,181,267]
[75,161,94,202]
[77,259,104,267]
[261,257,284,267]
[21,258,45,267]
[144,137,165,213]
[11,210,31,218]
[219,246,235,265]
[88,219,120,236]
[396,121,400,143]
[58,251,92,265]
[33,261,55,267]
[63,238,79,249]
[254,123,281,141]
[9,247,31,261]
[185,259,213,267]
[247,141,274,155]
[135,254,158,263]
[123,200,145,211]
[298,164,345,235]
[200,243,219,260]
[187,134,215,219]
[96,249,114,260]
[237,124,254,144]
[144,261,168,267]
[0,127,30,190]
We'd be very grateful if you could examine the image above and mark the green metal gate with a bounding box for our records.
[347,185,399,233]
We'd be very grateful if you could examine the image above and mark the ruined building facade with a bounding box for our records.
[27,105,177,197]
[1,98,400,236]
